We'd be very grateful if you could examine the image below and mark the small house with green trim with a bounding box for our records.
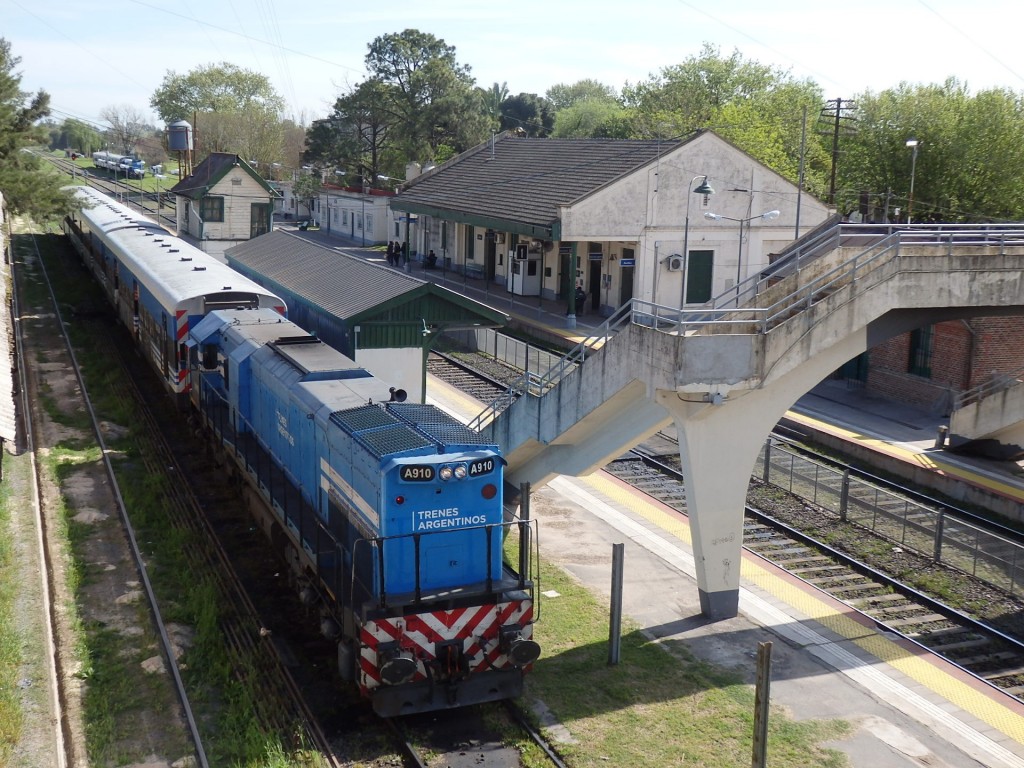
[225,230,508,401]
[169,152,277,258]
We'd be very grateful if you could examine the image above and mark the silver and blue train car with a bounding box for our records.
[63,186,286,394]
[188,308,539,716]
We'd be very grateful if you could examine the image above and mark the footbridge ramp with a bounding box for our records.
[950,370,1024,458]
[471,224,1024,618]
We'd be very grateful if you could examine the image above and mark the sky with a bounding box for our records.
[6,0,1024,131]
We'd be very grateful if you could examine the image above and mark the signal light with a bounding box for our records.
[481,483,497,499]
[395,495,405,505]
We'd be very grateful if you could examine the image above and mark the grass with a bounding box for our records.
[25,228,852,766]
[0,453,26,763]
[520,560,851,768]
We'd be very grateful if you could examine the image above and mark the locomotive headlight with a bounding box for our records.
[453,464,468,479]
[439,466,454,481]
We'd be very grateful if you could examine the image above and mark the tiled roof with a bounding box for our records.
[225,231,505,325]
[226,231,425,318]
[394,132,686,228]
[169,153,273,199]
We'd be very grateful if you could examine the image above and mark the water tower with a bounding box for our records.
[167,120,194,178]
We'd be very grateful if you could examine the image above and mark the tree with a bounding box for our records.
[546,79,618,110]
[48,118,103,154]
[479,81,509,130]
[839,80,1024,222]
[305,78,394,187]
[100,104,149,155]
[292,173,322,220]
[150,62,285,122]
[619,44,829,196]
[500,93,554,137]
[149,62,286,166]
[0,38,76,221]
[552,98,627,138]
[363,29,489,164]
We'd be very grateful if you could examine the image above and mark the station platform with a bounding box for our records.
[427,375,1024,768]
[297,230,1024,764]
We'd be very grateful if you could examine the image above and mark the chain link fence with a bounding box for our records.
[754,439,1024,598]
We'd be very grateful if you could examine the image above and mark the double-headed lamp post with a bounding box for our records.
[681,175,715,309]
[704,209,781,302]
[906,138,920,224]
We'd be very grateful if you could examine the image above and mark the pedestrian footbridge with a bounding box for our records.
[470,223,1024,619]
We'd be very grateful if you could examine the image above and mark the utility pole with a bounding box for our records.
[819,98,857,207]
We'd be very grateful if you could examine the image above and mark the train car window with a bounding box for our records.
[202,344,218,370]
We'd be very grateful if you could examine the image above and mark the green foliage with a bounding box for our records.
[499,92,554,137]
[48,118,103,155]
[545,79,619,110]
[363,29,490,165]
[150,62,285,122]
[840,79,1024,221]
[552,98,628,138]
[0,38,78,222]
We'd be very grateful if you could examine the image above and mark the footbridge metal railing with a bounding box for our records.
[468,223,1024,431]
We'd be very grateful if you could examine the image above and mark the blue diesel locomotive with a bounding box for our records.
[62,188,540,716]
[189,308,539,716]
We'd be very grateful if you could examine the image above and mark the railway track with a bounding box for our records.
[27,228,351,764]
[606,446,1024,701]
[15,229,205,763]
[40,151,176,227]
[427,349,523,405]
[385,701,570,768]
[430,350,1024,702]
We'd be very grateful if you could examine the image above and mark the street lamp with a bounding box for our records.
[704,209,781,302]
[906,139,920,224]
[681,175,715,309]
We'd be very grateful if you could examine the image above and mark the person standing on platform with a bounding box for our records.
[386,241,395,266]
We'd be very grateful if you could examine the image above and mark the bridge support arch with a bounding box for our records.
[657,329,869,619]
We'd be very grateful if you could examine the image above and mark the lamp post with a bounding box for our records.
[906,139,920,224]
[681,175,715,309]
[704,209,781,303]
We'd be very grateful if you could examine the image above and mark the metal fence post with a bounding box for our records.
[839,469,850,522]
[608,543,624,666]
[933,509,945,563]
[752,641,772,768]
[762,438,771,484]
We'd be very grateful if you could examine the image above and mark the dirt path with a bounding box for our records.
[6,225,192,767]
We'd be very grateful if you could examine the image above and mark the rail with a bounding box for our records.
[758,438,1024,598]
[468,222,1024,431]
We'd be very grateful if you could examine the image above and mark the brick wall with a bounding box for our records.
[861,317,1024,412]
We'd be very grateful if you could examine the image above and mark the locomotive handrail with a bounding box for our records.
[353,518,539,613]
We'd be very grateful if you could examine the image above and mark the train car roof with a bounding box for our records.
[70,187,284,314]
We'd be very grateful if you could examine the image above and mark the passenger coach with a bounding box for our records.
[63,186,286,394]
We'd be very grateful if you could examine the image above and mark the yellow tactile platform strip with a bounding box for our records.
[580,470,1024,744]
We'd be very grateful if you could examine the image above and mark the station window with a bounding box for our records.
[908,326,933,378]
[201,196,225,222]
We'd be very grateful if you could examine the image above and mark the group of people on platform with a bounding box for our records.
[385,241,407,267]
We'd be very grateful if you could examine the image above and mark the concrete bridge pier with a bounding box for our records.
[656,330,869,619]
[657,390,782,618]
